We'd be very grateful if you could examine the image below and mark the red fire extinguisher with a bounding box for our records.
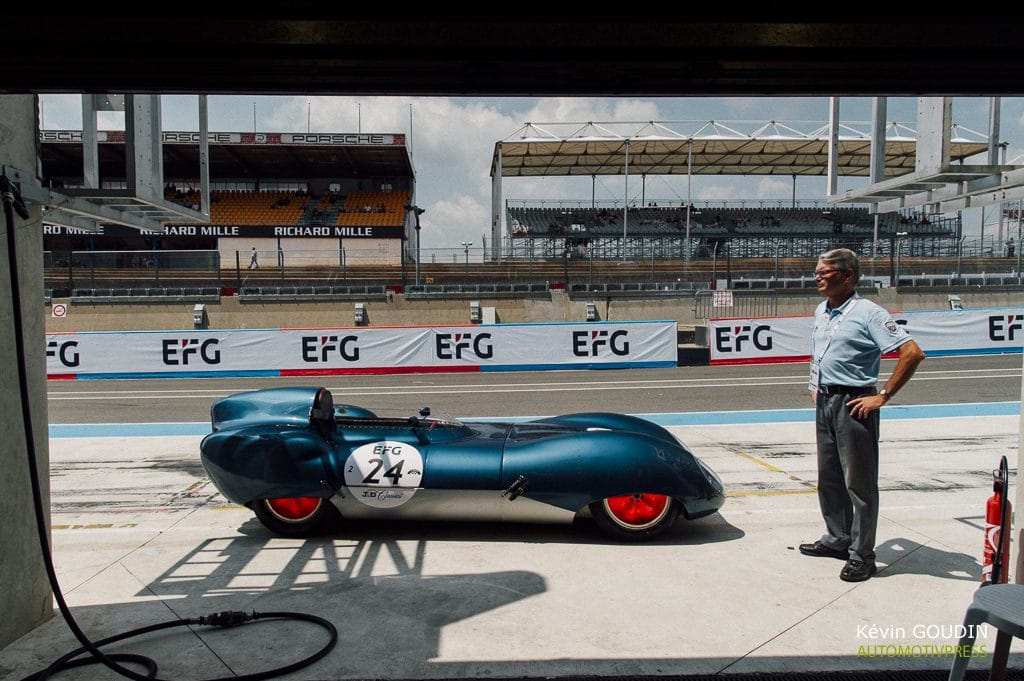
[981,456,1011,585]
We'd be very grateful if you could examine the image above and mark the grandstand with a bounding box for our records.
[505,203,960,261]
[489,119,988,265]
[40,130,416,265]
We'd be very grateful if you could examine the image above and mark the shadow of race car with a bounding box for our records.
[199,386,725,541]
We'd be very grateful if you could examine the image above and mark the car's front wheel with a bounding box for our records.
[590,494,679,541]
[252,497,340,537]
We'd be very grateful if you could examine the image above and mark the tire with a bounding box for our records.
[590,493,679,541]
[252,496,340,538]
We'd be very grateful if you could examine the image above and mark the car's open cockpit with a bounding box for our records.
[307,387,474,445]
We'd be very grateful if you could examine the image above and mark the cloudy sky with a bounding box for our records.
[38,94,1024,251]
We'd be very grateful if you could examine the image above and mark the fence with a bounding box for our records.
[43,239,1024,299]
[693,290,779,321]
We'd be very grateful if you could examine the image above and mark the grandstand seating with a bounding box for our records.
[163,188,411,227]
[302,191,342,225]
[337,190,410,227]
[165,188,201,210]
[209,190,308,225]
[507,206,930,238]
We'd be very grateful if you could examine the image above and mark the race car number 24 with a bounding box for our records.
[344,441,424,508]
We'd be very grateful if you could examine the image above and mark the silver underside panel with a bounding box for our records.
[330,487,577,524]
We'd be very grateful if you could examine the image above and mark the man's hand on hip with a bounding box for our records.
[846,393,886,419]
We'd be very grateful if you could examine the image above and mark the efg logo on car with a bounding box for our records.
[989,314,1022,342]
[46,339,80,367]
[301,334,360,362]
[572,329,629,357]
[161,338,221,365]
[715,324,773,353]
[436,332,493,360]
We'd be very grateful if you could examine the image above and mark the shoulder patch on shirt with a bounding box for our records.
[885,320,899,333]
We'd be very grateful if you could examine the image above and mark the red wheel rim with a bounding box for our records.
[265,497,321,522]
[603,494,671,529]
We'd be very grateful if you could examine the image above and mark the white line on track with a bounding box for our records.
[46,369,1023,400]
[45,367,1021,395]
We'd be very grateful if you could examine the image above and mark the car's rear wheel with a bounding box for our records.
[252,496,340,537]
[590,493,679,541]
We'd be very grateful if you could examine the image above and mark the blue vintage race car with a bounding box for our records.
[199,386,725,541]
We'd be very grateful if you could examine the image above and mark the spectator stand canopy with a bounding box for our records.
[41,131,415,196]
[488,119,990,259]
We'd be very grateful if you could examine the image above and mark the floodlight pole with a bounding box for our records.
[406,204,425,287]
[622,140,629,262]
[711,240,719,286]
[894,231,907,287]
[461,241,472,281]
[955,211,964,284]
[685,140,692,260]
[1017,200,1022,284]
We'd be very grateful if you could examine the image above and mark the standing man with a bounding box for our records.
[799,248,925,582]
[249,247,259,270]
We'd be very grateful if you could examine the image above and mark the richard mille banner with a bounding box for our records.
[709,307,1024,365]
[43,223,403,239]
[46,321,677,379]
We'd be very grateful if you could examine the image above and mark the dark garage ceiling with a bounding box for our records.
[5,17,1024,97]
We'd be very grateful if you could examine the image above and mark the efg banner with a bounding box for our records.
[46,321,678,379]
[709,307,1024,365]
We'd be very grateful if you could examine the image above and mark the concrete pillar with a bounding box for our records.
[0,94,53,648]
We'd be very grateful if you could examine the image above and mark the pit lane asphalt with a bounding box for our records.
[3,355,1022,680]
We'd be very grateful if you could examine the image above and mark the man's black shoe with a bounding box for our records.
[798,541,848,560]
[840,559,877,582]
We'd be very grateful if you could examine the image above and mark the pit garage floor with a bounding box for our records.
[1,405,1022,681]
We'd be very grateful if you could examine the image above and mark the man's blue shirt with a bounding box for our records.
[811,292,912,387]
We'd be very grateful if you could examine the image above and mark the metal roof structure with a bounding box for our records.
[40,131,414,181]
[830,98,1024,213]
[491,120,990,178]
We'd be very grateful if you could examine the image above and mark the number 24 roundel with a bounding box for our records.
[344,441,424,508]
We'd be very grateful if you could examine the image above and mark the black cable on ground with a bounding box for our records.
[3,173,338,680]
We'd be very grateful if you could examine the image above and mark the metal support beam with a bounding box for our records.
[491,142,503,262]
[199,94,211,217]
[81,95,99,189]
[826,97,840,198]
[869,97,887,258]
[125,94,163,205]
[915,97,952,174]
[988,97,1002,166]
[870,97,887,183]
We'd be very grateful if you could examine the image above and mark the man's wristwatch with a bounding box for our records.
[879,388,891,402]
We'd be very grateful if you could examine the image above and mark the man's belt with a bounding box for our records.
[817,384,875,397]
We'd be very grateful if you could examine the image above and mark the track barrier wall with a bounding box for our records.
[709,307,1024,365]
[45,321,678,379]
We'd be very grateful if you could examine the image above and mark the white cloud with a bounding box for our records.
[419,194,490,254]
[756,177,790,199]
[697,184,737,201]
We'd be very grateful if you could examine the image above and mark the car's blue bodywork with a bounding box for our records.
[200,386,725,539]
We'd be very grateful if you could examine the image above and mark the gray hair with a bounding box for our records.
[819,248,860,283]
